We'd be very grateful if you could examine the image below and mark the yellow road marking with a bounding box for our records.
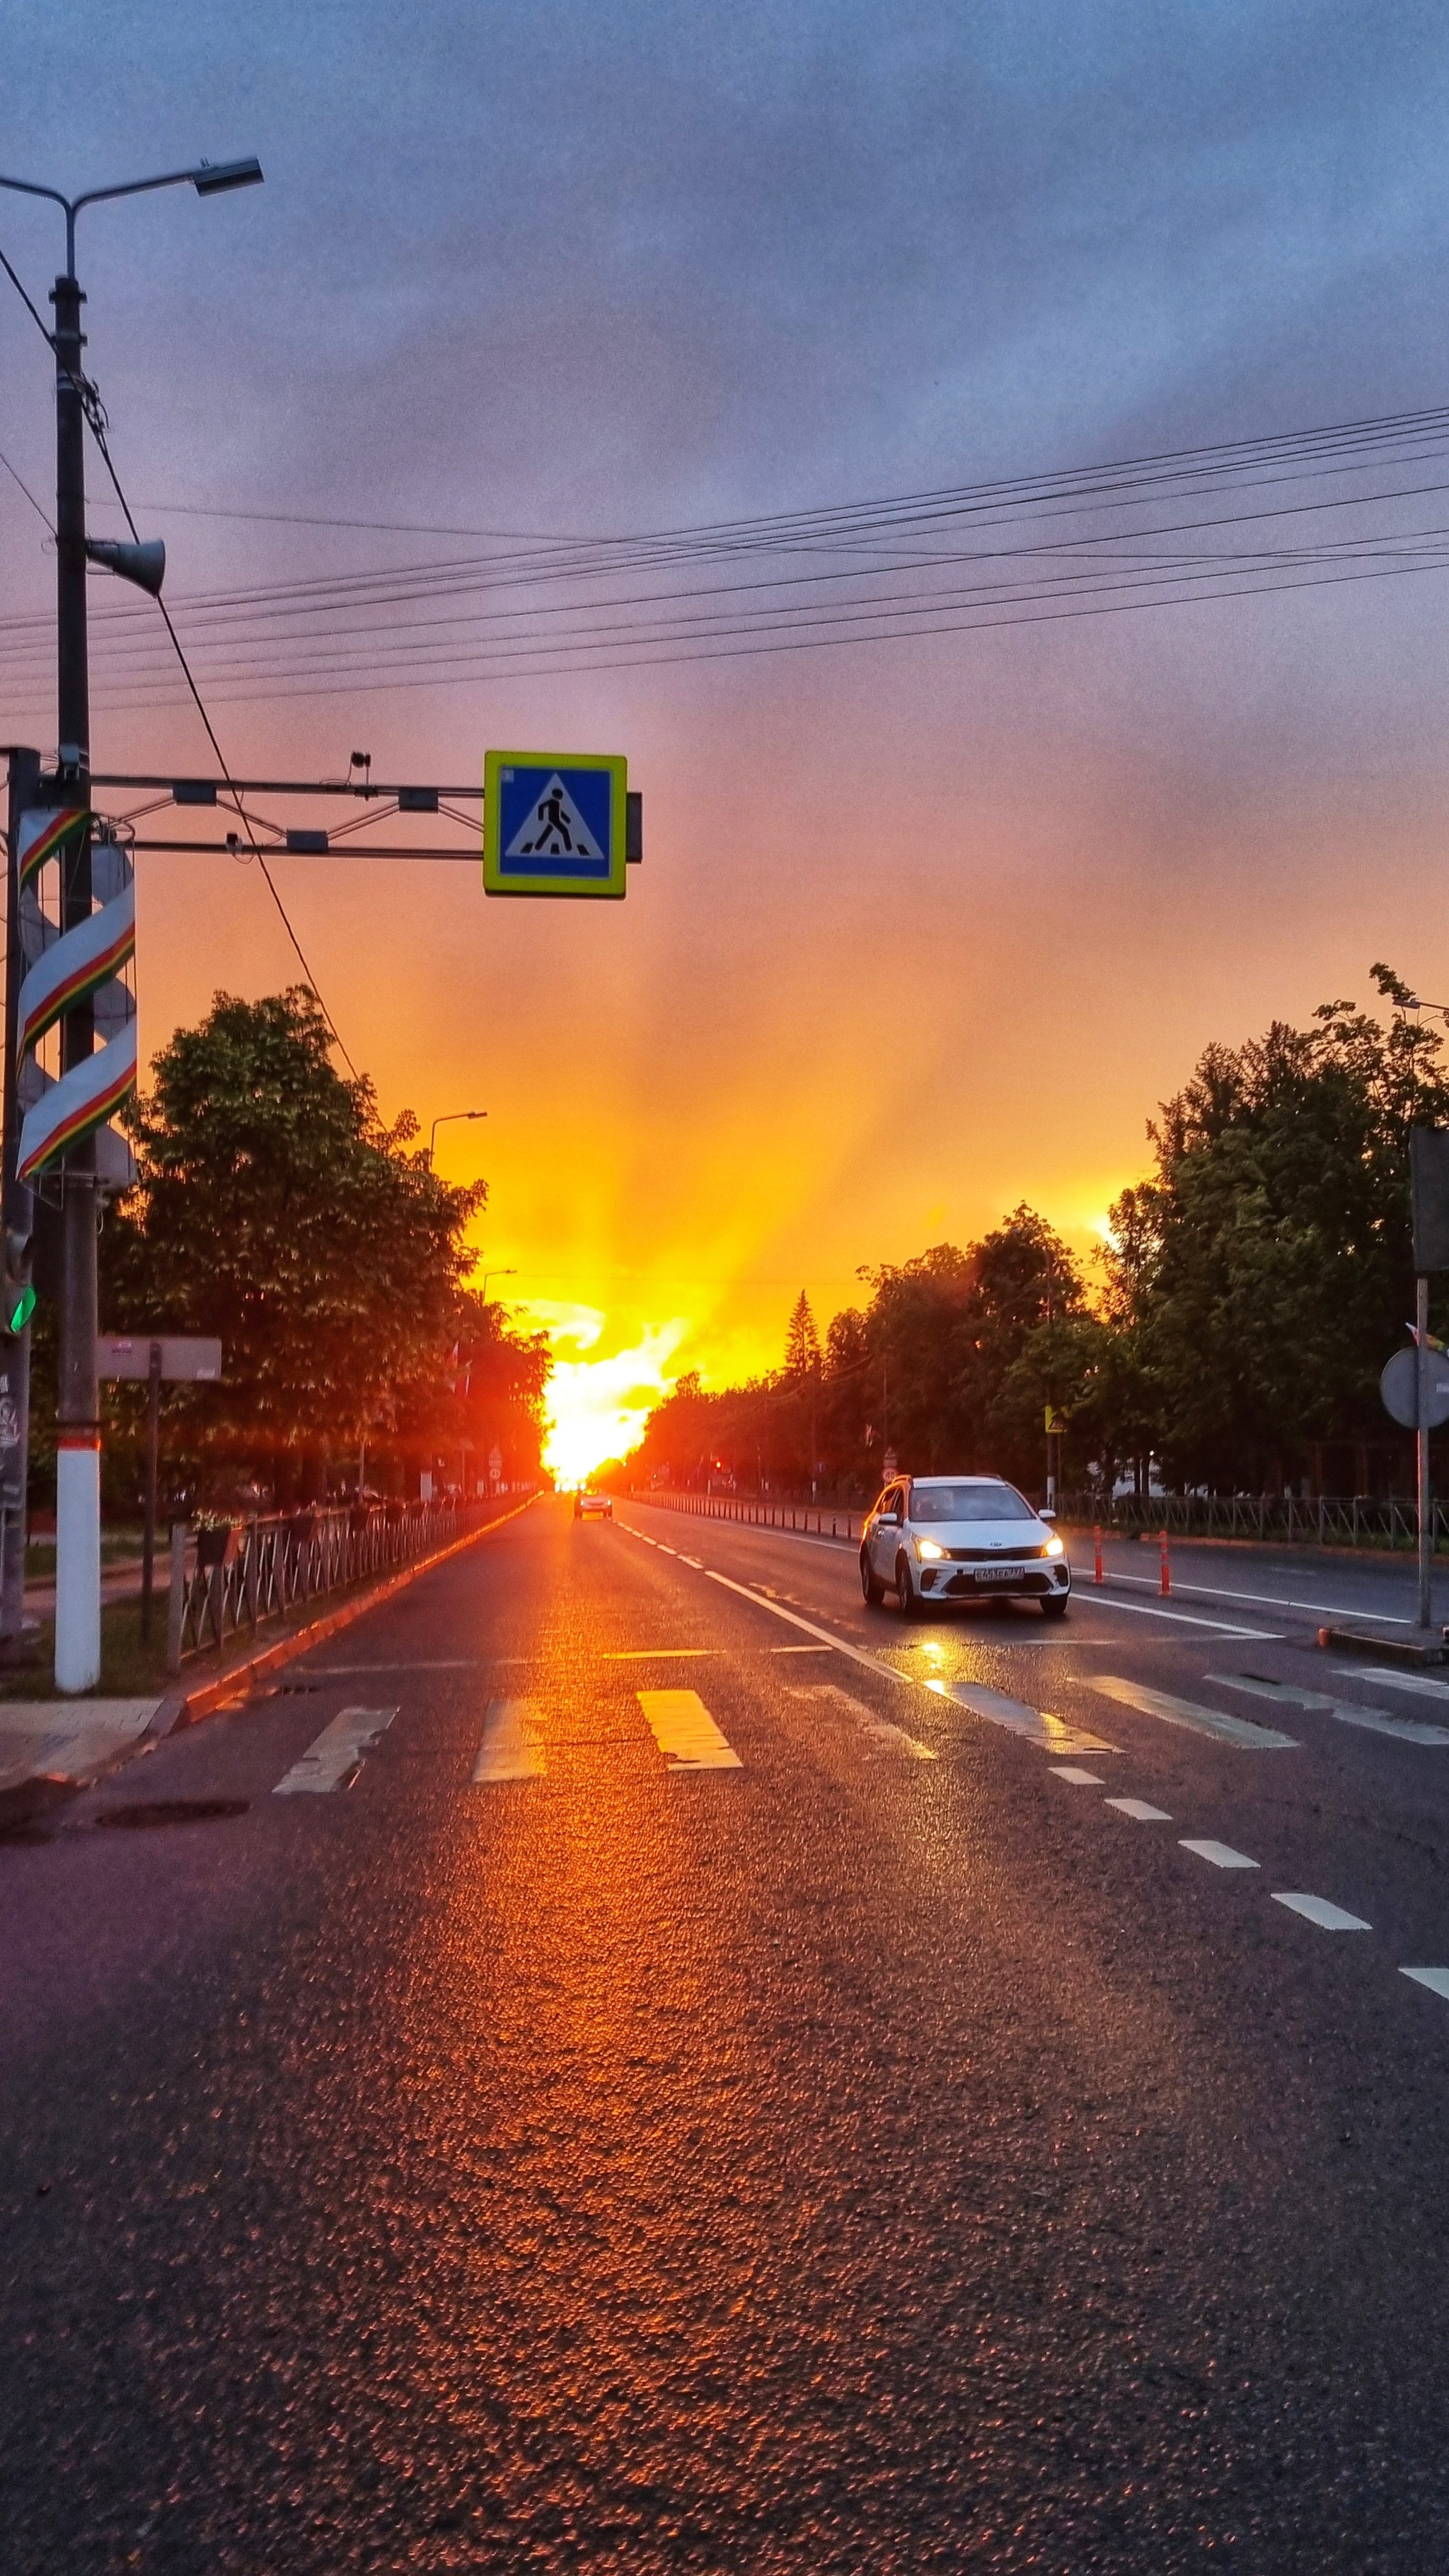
[637,1688,742,1772]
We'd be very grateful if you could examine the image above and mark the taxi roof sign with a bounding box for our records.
[484,751,628,899]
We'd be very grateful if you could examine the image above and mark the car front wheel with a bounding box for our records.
[1040,1593,1068,1619]
[896,1554,921,1617]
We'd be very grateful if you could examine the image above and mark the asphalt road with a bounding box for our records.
[4,1495,1449,2571]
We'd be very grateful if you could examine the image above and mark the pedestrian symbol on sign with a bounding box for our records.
[507,774,598,861]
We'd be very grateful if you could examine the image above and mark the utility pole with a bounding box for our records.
[0,747,38,1648]
[51,260,101,1691]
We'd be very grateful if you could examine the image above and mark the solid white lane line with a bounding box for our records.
[599,1648,718,1659]
[1179,1838,1260,1870]
[1106,1797,1173,1822]
[273,1705,397,1796]
[1091,1675,1298,1750]
[472,1697,545,1783]
[1050,1766,1106,1786]
[1211,1670,1449,1743]
[1099,1569,1419,1627]
[1402,1967,1449,2000]
[945,1679,1118,1755]
[306,1660,479,1673]
[1272,1893,1372,1931]
[637,1688,742,1772]
[772,1644,833,1653]
[705,1568,932,1686]
[1076,1595,1283,1639]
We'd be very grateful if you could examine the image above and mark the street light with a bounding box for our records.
[482,1270,517,1305]
[0,154,262,1694]
[429,1108,487,1160]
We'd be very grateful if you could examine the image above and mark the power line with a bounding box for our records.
[0,237,54,349]
[0,441,51,531]
[84,415,358,1075]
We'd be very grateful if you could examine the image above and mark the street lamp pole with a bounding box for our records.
[482,1269,517,1305]
[429,1107,487,1160]
[0,156,262,1690]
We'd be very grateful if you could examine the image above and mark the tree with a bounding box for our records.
[100,987,525,1502]
[783,1293,821,1377]
[1107,971,1449,1490]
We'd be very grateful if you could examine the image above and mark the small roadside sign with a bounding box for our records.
[1381,1344,1449,1430]
[97,1334,223,1382]
[483,751,628,899]
[1044,1407,1068,1435]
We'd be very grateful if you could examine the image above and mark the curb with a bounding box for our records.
[164,1494,539,1731]
[1316,1621,1448,1668]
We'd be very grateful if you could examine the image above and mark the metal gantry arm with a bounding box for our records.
[0,159,263,279]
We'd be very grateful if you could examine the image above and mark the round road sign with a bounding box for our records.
[1380,1344,1449,1430]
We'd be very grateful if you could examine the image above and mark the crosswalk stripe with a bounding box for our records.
[792,1680,937,1760]
[637,1688,741,1771]
[472,1697,545,1782]
[1090,1675,1297,1750]
[272,1705,397,1795]
[1213,1671,1449,1745]
[945,1679,1116,1755]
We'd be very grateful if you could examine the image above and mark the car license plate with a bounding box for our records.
[976,1564,1025,1584]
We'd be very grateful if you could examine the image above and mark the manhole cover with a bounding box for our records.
[96,1798,250,1830]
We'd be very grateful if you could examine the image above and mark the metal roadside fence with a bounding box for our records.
[1063,1490,1449,1552]
[166,1498,471,1673]
[629,1487,859,1542]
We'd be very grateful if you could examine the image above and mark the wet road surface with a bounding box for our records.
[3,1495,1448,2570]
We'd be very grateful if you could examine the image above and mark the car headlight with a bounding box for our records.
[916,1537,946,1561]
[1045,1535,1064,1557]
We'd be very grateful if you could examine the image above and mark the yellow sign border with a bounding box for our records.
[483,751,628,899]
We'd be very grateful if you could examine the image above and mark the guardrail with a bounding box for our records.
[166,1498,473,1672]
[1062,1491,1449,1553]
[630,1489,858,1543]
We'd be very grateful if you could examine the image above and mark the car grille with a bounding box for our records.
[942,1542,1051,1561]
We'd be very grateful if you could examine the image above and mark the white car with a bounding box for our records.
[860,1474,1070,1618]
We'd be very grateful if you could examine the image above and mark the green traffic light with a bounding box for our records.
[5,1283,35,1334]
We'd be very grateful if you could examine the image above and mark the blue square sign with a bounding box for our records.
[483,751,627,899]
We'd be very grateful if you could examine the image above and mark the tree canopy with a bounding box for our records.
[95,988,549,1505]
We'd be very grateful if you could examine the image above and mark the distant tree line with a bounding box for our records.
[28,988,551,1513]
[625,969,1447,1503]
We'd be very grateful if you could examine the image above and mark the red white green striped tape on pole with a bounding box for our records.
[13,806,137,1186]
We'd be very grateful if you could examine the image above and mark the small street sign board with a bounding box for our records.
[483,751,628,899]
[97,1334,223,1382]
[1044,1407,1068,1435]
[1380,1344,1449,1431]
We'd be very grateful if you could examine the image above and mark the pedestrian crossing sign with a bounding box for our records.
[483,751,628,898]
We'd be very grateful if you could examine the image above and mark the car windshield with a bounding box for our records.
[910,1482,1037,1523]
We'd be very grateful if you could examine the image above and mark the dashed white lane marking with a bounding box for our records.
[656,1544,677,1555]
[600,1648,717,1660]
[1078,1596,1283,1640]
[773,1644,832,1653]
[681,1555,705,1568]
[792,1680,937,1761]
[1213,1671,1449,1745]
[1180,1838,1259,1870]
[1091,1675,1298,1750]
[945,1680,1117,1755]
[1402,1967,1449,2000]
[1051,1765,1106,1786]
[472,1697,545,1783]
[306,1660,478,1673]
[1106,1797,1173,1822]
[1272,1892,1372,1931]
[637,1689,742,1771]
[273,1705,397,1795]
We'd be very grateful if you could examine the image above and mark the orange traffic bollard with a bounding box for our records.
[1093,1524,1103,1584]
[1160,1528,1170,1595]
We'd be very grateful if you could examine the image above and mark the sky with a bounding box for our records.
[5,1,1449,1472]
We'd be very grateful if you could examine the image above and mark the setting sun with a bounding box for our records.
[531,1307,685,1485]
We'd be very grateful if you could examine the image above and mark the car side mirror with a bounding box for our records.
[884,1509,901,1525]
[1039,1508,1056,1521]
